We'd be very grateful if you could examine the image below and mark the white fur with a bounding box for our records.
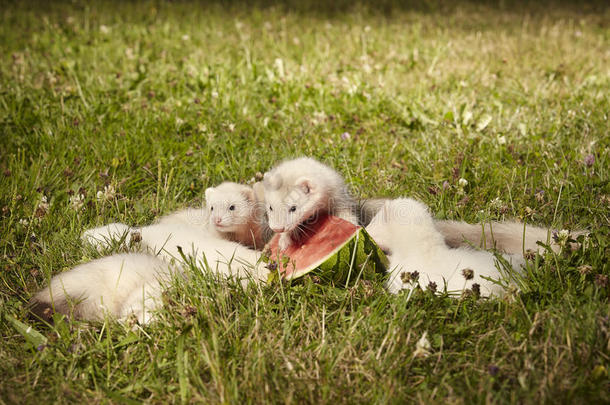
[82,182,268,252]
[435,220,558,255]
[205,182,268,249]
[32,253,176,324]
[357,197,565,256]
[157,207,209,227]
[366,198,525,297]
[81,222,133,250]
[35,182,270,324]
[32,236,265,323]
[255,157,357,250]
[139,222,263,271]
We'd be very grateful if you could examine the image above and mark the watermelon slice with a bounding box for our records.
[263,214,388,286]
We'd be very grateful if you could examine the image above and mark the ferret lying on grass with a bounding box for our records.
[30,182,269,324]
[366,198,525,297]
[82,182,269,254]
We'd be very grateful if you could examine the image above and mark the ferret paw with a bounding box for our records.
[81,223,132,251]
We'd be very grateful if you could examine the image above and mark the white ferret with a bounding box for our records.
[30,235,265,324]
[365,198,525,297]
[82,182,269,255]
[254,157,358,251]
[30,182,269,324]
[30,253,178,324]
[361,200,565,256]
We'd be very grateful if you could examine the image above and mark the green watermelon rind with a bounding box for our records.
[265,227,389,287]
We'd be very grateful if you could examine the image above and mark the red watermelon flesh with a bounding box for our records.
[264,214,388,283]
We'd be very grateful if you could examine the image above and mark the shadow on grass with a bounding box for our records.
[6,0,610,17]
[214,0,609,15]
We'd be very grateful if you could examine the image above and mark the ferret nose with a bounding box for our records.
[271,226,285,233]
[214,217,222,225]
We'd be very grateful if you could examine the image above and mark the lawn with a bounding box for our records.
[1,0,609,403]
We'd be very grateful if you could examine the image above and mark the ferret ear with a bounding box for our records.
[264,172,282,189]
[295,177,313,194]
[205,187,215,202]
[241,188,255,203]
[252,182,265,202]
[382,200,392,219]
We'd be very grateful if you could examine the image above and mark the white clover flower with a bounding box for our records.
[197,123,207,133]
[96,185,116,201]
[100,25,110,34]
[458,178,468,188]
[19,218,29,226]
[211,91,219,99]
[70,194,85,210]
[38,195,49,211]
[553,229,571,247]
[498,135,507,145]
[413,331,432,358]
[490,197,503,209]
[175,117,184,126]
[181,34,190,41]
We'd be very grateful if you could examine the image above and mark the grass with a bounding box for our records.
[1,0,609,403]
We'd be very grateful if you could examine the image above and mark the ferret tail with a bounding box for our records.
[435,220,584,255]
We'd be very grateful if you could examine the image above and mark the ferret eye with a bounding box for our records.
[269,206,273,211]
[210,206,214,211]
[229,205,235,211]
[289,205,297,212]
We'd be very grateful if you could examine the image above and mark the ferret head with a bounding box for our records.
[205,182,257,234]
[260,173,326,234]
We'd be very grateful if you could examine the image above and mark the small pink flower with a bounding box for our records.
[341,132,351,140]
